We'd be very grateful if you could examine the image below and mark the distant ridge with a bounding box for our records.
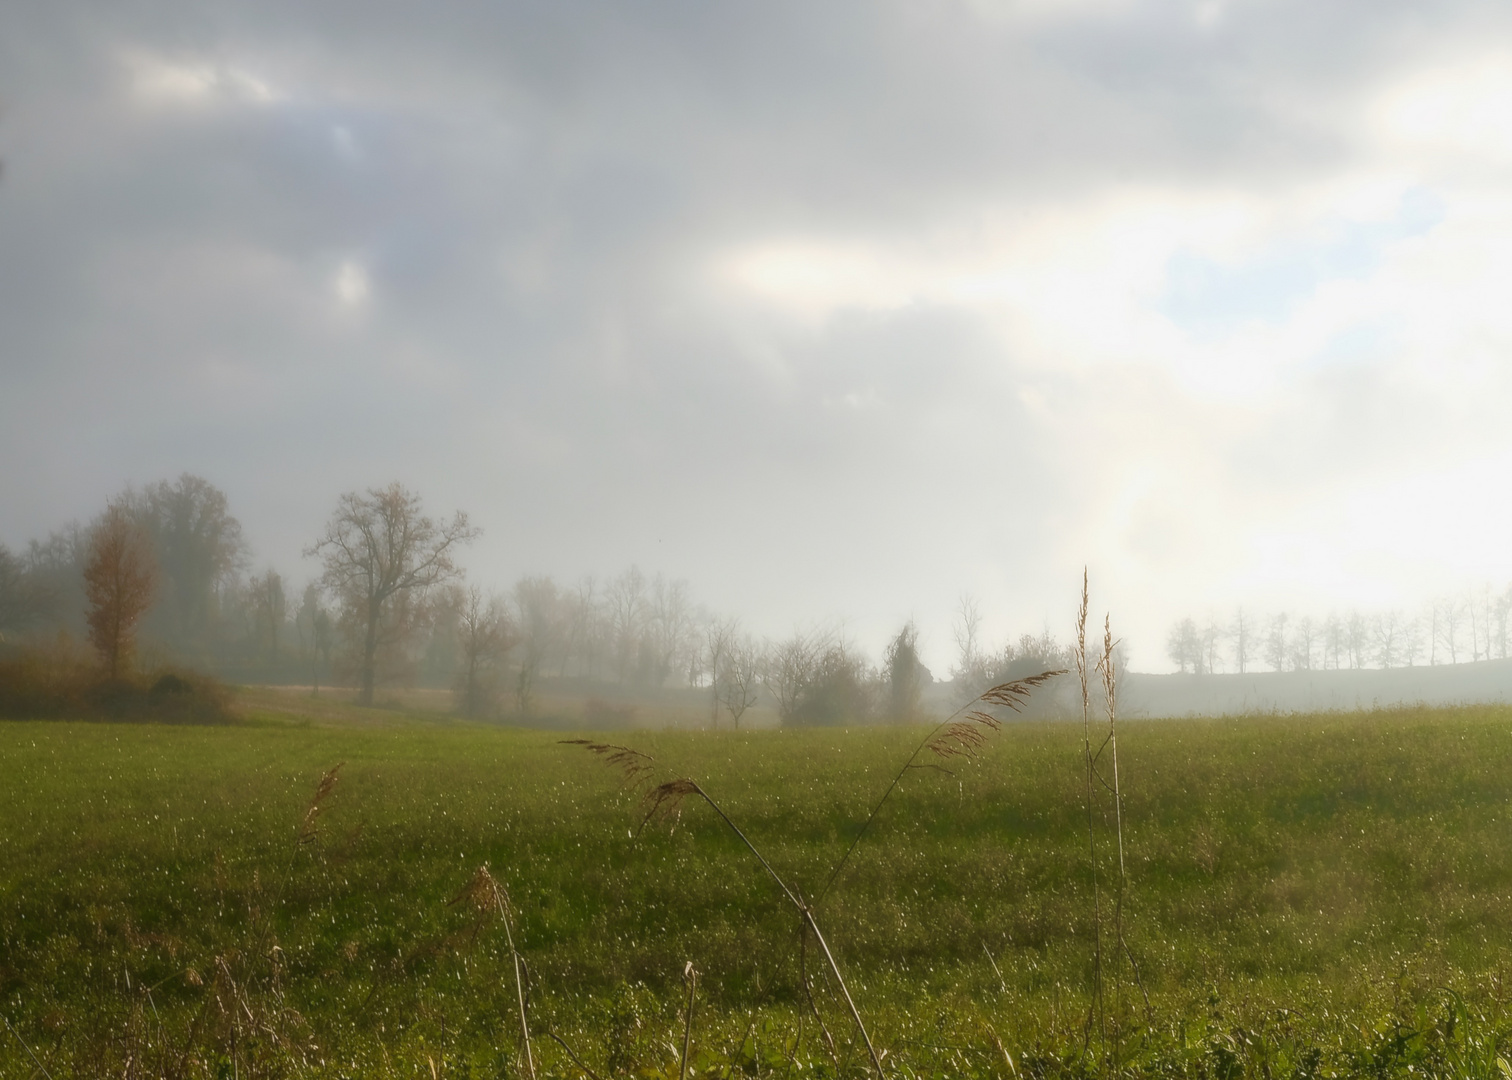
[1120,658,1512,718]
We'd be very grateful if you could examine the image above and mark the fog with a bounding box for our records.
[6,1,1512,676]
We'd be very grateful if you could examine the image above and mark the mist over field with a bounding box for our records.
[12,9,1512,1076]
[6,1,1512,675]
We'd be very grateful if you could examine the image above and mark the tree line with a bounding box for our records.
[0,475,1074,725]
[1165,589,1512,675]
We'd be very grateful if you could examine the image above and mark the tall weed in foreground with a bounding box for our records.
[568,667,1065,1079]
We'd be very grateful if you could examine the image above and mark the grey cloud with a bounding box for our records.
[4,0,1510,667]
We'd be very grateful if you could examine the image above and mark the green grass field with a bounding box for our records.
[6,695,1512,1078]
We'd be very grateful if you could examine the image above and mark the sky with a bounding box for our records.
[4,0,1512,673]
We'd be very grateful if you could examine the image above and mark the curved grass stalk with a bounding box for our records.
[817,669,1066,904]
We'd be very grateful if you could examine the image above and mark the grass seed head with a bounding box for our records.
[297,762,344,846]
[561,739,656,788]
[639,779,701,836]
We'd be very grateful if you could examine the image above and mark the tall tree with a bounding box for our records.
[764,630,819,725]
[1263,613,1289,672]
[451,586,516,717]
[719,633,763,729]
[83,503,158,679]
[649,575,695,687]
[605,567,648,684]
[1229,607,1253,674]
[250,569,286,665]
[295,583,334,695]
[885,620,925,720]
[513,575,561,714]
[306,484,478,705]
[141,475,248,650]
[1167,617,1203,673]
[0,544,51,637]
[704,617,740,727]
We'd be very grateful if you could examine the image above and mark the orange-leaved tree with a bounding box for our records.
[83,502,158,678]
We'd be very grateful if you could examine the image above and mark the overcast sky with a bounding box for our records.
[4,0,1512,672]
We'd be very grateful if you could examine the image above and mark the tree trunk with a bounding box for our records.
[360,597,380,705]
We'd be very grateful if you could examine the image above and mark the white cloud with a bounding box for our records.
[123,51,279,107]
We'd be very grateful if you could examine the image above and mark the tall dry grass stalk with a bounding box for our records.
[680,961,699,1080]
[569,665,1067,1080]
[1077,571,1106,1054]
[1099,613,1150,1034]
[638,776,888,1080]
[452,866,535,1080]
[819,669,1065,903]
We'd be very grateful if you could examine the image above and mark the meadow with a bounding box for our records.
[5,693,1512,1078]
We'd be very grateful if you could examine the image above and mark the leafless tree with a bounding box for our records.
[763,629,820,725]
[249,569,286,664]
[1373,611,1403,669]
[306,484,478,706]
[1264,613,1289,672]
[1229,607,1253,673]
[1167,618,1203,673]
[453,586,516,717]
[1496,587,1512,661]
[720,633,763,729]
[566,576,601,679]
[83,503,158,679]
[649,575,696,687]
[1202,617,1224,674]
[513,575,561,714]
[704,616,740,727]
[1402,616,1424,667]
[606,566,648,684]
[1291,616,1316,671]
[1346,611,1368,669]
[295,582,334,695]
[1436,597,1464,665]
[1323,613,1345,670]
[950,594,989,690]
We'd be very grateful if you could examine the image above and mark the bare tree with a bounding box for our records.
[1436,597,1464,665]
[1402,616,1424,667]
[1497,587,1512,661]
[1263,613,1289,672]
[1167,618,1203,673]
[704,616,740,727]
[763,630,820,725]
[295,582,334,695]
[306,484,478,706]
[950,594,989,691]
[513,575,562,715]
[565,576,601,679]
[649,575,696,687]
[1323,613,1345,670]
[249,569,286,665]
[1291,616,1316,671]
[83,503,158,679]
[720,634,763,729]
[453,586,516,717]
[1229,607,1253,674]
[606,566,648,684]
[1202,617,1223,674]
[1346,611,1368,669]
[1373,611,1403,669]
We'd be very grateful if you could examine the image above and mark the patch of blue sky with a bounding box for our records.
[1160,187,1444,337]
